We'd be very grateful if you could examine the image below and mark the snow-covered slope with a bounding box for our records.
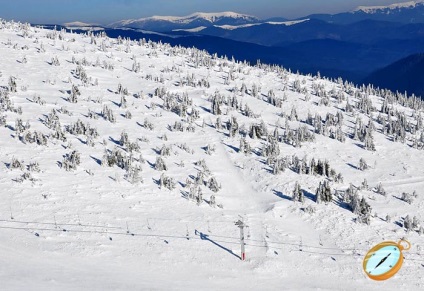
[213,19,310,31]
[303,0,424,24]
[61,21,105,32]
[1,20,424,290]
[109,12,259,31]
[62,21,98,27]
[354,0,424,13]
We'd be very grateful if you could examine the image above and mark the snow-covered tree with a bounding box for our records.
[8,76,17,92]
[404,215,413,232]
[101,105,116,123]
[69,85,80,103]
[154,157,168,171]
[401,192,413,204]
[239,138,251,155]
[209,194,216,207]
[196,187,203,205]
[376,182,386,196]
[207,177,221,193]
[159,173,175,190]
[292,182,303,203]
[62,150,81,171]
[359,158,368,171]
[315,180,332,204]
[226,116,239,138]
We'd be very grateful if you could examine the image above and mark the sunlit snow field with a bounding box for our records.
[0,21,423,290]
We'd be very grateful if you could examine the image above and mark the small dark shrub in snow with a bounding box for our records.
[8,76,17,92]
[315,181,332,204]
[143,118,154,130]
[401,192,413,204]
[239,138,251,155]
[359,158,368,171]
[0,114,6,126]
[305,205,316,214]
[125,165,143,184]
[102,148,132,170]
[209,195,216,207]
[347,189,372,225]
[27,162,40,172]
[207,177,221,193]
[154,157,167,171]
[160,144,172,157]
[9,157,24,170]
[404,215,413,232]
[292,182,304,203]
[62,150,81,171]
[21,130,48,145]
[196,187,203,205]
[376,183,386,196]
[69,85,80,103]
[101,105,116,123]
[159,173,175,190]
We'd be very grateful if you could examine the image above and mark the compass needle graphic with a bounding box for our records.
[363,240,411,281]
[374,253,391,270]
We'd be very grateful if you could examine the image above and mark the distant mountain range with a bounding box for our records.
[304,0,424,24]
[108,12,260,32]
[364,53,424,96]
[61,1,424,97]
[105,1,424,31]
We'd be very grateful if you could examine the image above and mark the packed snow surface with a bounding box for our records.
[0,20,424,290]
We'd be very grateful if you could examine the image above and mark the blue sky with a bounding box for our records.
[0,0,414,24]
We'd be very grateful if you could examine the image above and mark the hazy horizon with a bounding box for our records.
[0,0,419,25]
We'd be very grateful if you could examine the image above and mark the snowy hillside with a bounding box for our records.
[62,21,98,27]
[109,12,259,31]
[61,22,104,32]
[174,19,310,33]
[354,0,424,14]
[1,19,424,290]
[211,19,310,31]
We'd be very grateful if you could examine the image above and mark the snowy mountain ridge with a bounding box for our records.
[173,19,310,32]
[62,21,99,27]
[354,0,424,13]
[1,19,424,290]
[109,12,259,30]
[214,19,310,31]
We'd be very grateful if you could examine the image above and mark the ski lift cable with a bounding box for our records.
[1,219,423,258]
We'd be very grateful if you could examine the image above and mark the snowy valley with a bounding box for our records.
[0,20,424,290]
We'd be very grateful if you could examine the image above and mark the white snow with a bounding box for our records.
[109,12,259,28]
[214,23,260,30]
[266,19,310,26]
[62,21,98,27]
[65,26,105,32]
[354,0,424,13]
[214,19,310,30]
[173,26,208,33]
[0,20,424,290]
[62,21,104,32]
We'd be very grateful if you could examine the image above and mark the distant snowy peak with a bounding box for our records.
[62,21,98,27]
[353,0,424,14]
[109,12,259,31]
[62,21,105,31]
[123,12,258,24]
[184,12,259,23]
